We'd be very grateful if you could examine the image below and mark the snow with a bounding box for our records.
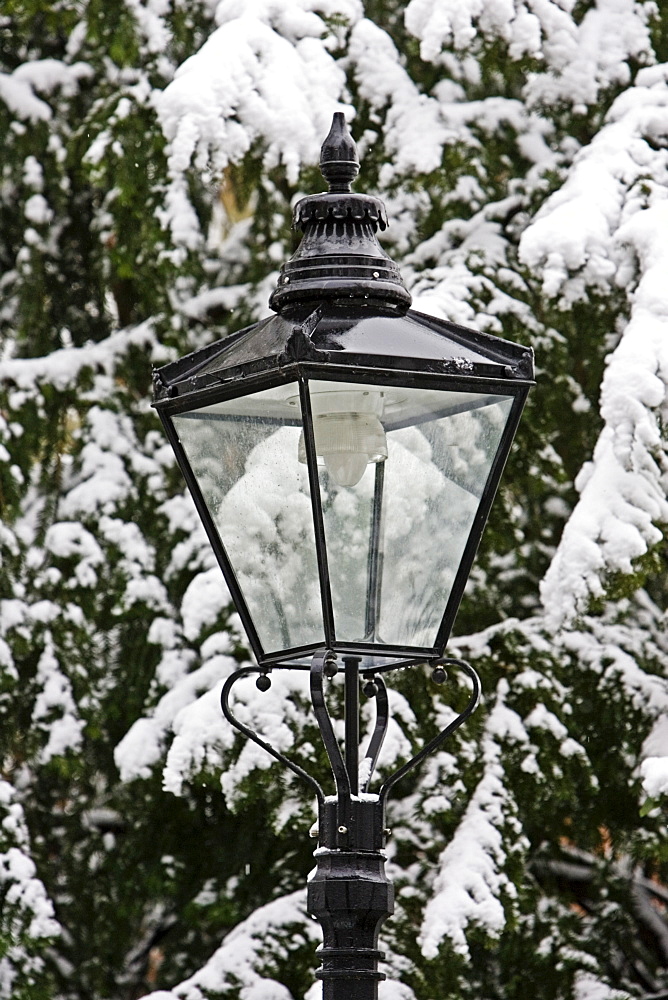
[218,668,313,805]
[99,516,154,571]
[0,74,51,122]
[0,782,59,998]
[418,763,509,958]
[0,321,158,393]
[115,656,235,785]
[640,757,668,800]
[574,972,631,1000]
[114,717,165,782]
[3,1,668,994]
[374,689,415,774]
[24,194,53,225]
[45,522,104,585]
[640,714,668,799]
[181,567,232,640]
[349,18,453,176]
[528,69,668,626]
[0,57,94,122]
[405,0,653,114]
[154,0,356,246]
[142,889,319,1000]
[12,59,93,96]
[358,755,373,788]
[124,0,172,55]
[31,640,84,763]
[419,681,527,959]
[405,0,522,57]
[163,679,234,796]
[524,0,654,111]
[377,983,418,1000]
[0,847,59,939]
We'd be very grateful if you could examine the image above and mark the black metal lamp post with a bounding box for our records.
[153,113,534,999]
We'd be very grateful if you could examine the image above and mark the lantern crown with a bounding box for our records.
[268,113,412,314]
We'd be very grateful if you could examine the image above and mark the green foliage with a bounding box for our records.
[0,2,667,999]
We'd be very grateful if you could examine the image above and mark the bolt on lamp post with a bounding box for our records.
[153,113,534,998]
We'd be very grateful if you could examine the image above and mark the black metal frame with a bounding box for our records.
[156,356,530,416]
[220,650,480,998]
[157,362,529,675]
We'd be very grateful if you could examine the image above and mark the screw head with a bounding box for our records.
[337,825,348,835]
[256,674,272,692]
[431,666,447,685]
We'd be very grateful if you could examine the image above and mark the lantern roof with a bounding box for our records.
[153,304,534,406]
[268,112,410,313]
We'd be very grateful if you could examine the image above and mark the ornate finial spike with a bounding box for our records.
[320,112,359,193]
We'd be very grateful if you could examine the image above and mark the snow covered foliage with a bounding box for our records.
[0,781,59,999]
[2,0,668,998]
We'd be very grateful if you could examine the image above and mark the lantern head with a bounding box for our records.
[153,113,534,673]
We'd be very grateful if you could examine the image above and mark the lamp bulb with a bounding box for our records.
[294,389,388,488]
[323,451,369,488]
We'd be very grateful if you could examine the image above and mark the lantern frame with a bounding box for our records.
[154,300,532,675]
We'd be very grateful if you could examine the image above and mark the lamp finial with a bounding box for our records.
[320,112,359,193]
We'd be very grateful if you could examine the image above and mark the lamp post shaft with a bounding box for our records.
[223,657,482,999]
[308,656,393,998]
[308,810,393,1000]
[344,656,360,796]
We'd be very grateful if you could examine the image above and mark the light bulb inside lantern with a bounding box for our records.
[295,390,388,488]
[323,451,368,488]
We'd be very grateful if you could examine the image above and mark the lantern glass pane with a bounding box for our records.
[308,380,514,649]
[172,384,322,653]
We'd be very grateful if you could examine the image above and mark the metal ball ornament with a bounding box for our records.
[256,673,272,692]
[363,679,378,698]
[431,666,447,685]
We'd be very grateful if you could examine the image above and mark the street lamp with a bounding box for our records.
[153,112,534,999]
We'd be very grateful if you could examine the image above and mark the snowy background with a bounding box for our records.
[1,1,668,998]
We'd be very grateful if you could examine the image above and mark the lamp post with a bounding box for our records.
[153,113,534,999]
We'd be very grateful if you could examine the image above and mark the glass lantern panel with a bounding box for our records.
[307,380,514,649]
[173,383,322,653]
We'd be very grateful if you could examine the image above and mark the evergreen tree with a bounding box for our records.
[1,1,668,998]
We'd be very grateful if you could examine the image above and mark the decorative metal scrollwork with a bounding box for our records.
[220,653,480,830]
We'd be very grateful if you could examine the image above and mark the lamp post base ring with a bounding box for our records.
[316,946,386,962]
[316,971,386,982]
